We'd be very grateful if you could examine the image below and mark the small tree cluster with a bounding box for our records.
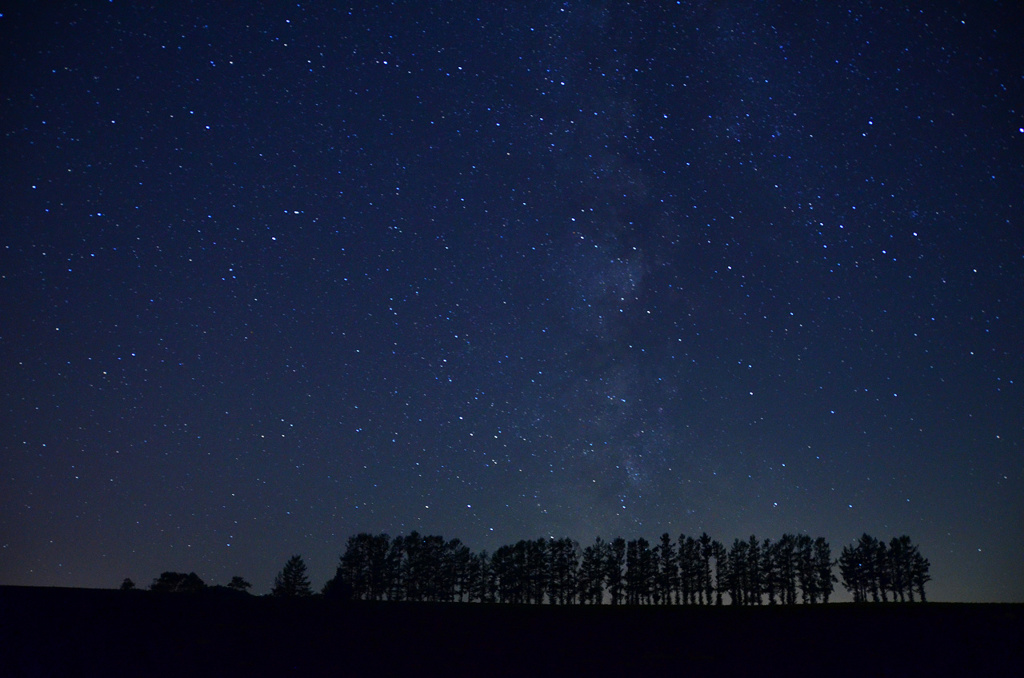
[839,534,930,602]
[226,575,253,593]
[150,571,206,593]
[141,571,254,594]
[718,534,836,606]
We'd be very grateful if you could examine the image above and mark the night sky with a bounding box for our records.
[2,2,1021,602]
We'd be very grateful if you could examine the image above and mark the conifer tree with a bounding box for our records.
[698,533,714,605]
[607,537,626,605]
[746,535,763,605]
[656,533,678,605]
[761,537,778,605]
[579,537,609,604]
[795,534,817,603]
[887,536,911,602]
[813,537,835,603]
[677,535,698,604]
[910,545,931,602]
[272,554,312,598]
[839,542,865,602]
[711,540,727,605]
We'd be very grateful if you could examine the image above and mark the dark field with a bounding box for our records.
[1,586,1020,677]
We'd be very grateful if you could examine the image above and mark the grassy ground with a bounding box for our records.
[2,586,1020,676]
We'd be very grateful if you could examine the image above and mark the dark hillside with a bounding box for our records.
[1,586,1020,676]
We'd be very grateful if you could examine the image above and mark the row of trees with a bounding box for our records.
[324,532,929,605]
[128,533,930,604]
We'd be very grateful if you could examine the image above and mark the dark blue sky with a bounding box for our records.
[2,1,1021,601]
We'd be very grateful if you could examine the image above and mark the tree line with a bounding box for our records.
[126,532,929,605]
[321,531,929,605]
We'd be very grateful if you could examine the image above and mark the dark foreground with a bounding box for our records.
[1,587,1020,677]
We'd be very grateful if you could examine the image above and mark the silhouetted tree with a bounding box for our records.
[736,537,770,605]
[490,544,510,604]
[119,578,136,591]
[484,550,501,603]
[397,532,430,601]
[873,537,891,602]
[226,576,252,593]
[656,533,678,605]
[814,538,836,603]
[850,534,885,602]
[427,535,454,601]
[399,533,451,601]
[719,540,738,604]
[625,538,656,605]
[403,533,428,601]
[272,555,312,597]
[465,549,491,603]
[391,533,413,600]
[677,535,699,605]
[698,533,714,605]
[491,542,526,604]
[151,571,205,593]
[387,535,407,601]
[880,535,929,603]
[638,537,657,604]
[447,538,473,602]
[606,537,626,605]
[887,535,911,602]
[525,538,549,604]
[776,534,798,605]
[578,537,610,604]
[546,537,580,604]
[760,537,779,605]
[711,539,727,605]
[795,534,817,603]
[910,547,931,602]
[422,534,452,601]
[725,536,764,605]
[625,539,639,605]
[340,533,395,601]
[839,542,866,602]
[746,535,763,605]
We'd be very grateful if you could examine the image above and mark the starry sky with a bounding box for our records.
[2,2,1021,602]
